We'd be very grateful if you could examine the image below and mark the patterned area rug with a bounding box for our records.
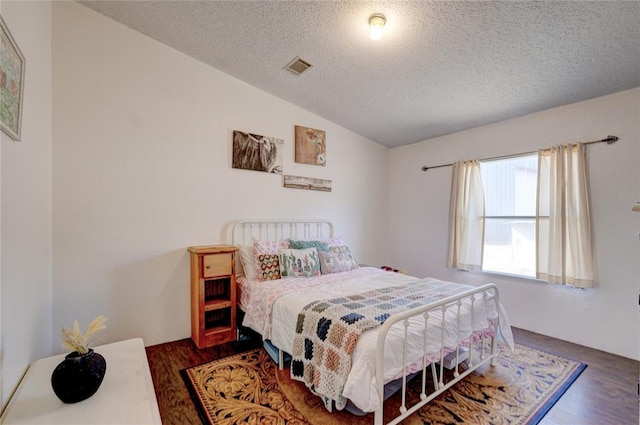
[181,344,586,425]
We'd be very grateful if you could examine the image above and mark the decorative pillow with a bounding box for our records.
[324,237,346,248]
[238,245,257,279]
[279,248,321,278]
[288,237,345,248]
[256,254,281,281]
[319,245,358,274]
[253,238,290,281]
[288,239,330,252]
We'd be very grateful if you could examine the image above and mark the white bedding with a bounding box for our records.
[238,267,514,413]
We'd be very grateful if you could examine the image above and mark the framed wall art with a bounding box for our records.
[232,130,283,174]
[295,125,326,166]
[1,15,26,141]
[283,175,332,192]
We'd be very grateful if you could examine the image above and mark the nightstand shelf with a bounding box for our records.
[188,245,238,348]
[204,300,232,311]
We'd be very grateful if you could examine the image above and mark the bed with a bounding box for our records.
[231,219,514,425]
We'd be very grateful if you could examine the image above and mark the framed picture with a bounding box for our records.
[283,175,332,192]
[295,125,326,166]
[1,15,26,141]
[232,130,283,174]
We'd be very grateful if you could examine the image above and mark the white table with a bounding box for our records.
[1,338,162,424]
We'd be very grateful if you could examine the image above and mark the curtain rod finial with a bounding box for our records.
[605,135,619,144]
[421,166,429,171]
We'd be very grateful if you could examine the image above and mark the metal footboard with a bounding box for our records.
[374,283,500,425]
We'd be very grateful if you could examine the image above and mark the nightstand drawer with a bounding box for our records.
[203,253,232,277]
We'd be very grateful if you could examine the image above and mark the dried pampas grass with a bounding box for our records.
[60,315,108,354]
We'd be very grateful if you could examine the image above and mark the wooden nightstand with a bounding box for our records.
[187,245,238,348]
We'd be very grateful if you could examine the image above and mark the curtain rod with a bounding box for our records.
[420,135,619,172]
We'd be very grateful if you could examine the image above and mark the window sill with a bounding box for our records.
[460,269,588,290]
[459,268,541,283]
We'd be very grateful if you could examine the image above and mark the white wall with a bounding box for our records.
[1,1,53,407]
[389,88,640,360]
[52,2,389,350]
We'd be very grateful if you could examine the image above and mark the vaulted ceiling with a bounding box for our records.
[80,1,640,148]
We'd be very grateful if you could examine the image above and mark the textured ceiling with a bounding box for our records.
[80,1,640,148]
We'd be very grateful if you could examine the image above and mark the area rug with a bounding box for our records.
[181,344,586,425]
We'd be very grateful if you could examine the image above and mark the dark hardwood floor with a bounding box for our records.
[510,328,639,425]
[145,335,261,425]
[145,328,639,425]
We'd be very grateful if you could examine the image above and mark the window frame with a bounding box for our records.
[479,153,540,279]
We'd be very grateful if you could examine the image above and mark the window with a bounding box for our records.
[448,145,593,286]
[480,154,537,278]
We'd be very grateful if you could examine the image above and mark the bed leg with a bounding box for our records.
[279,348,284,370]
[430,362,439,391]
[490,335,498,366]
[374,409,383,425]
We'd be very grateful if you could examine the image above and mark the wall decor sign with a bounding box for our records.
[0,15,26,141]
[232,130,283,174]
[283,175,332,192]
[295,125,326,166]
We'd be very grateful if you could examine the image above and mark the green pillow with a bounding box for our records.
[288,239,330,252]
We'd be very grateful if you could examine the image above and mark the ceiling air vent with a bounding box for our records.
[285,57,312,75]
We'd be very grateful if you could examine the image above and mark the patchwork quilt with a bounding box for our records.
[290,278,472,410]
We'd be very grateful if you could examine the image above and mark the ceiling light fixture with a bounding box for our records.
[369,13,386,41]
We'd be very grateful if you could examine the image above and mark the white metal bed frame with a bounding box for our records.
[231,219,334,248]
[231,219,500,425]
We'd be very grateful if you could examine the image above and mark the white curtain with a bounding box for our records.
[447,160,485,271]
[536,143,594,287]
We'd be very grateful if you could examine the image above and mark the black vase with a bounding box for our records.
[51,349,107,403]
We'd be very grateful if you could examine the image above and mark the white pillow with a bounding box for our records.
[238,245,257,279]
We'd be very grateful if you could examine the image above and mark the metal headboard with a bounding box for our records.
[231,219,334,246]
